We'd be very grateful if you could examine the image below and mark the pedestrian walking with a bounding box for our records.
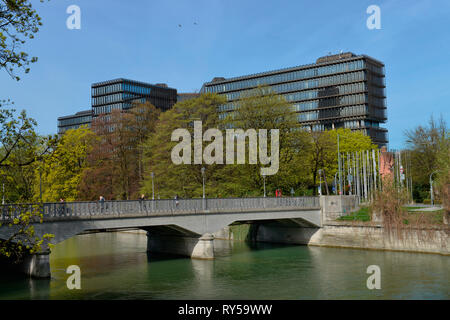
[139,194,146,211]
[59,198,66,216]
[99,195,105,213]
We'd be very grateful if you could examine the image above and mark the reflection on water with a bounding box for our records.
[0,232,448,300]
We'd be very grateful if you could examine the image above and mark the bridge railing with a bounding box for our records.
[0,196,320,221]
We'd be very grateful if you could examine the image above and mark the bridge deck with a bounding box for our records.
[1,197,320,222]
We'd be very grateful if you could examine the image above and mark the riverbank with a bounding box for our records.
[224,222,449,256]
[309,223,448,256]
[115,222,449,256]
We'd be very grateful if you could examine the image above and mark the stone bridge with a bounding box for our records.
[0,196,359,278]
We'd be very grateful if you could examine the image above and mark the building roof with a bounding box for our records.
[57,109,92,120]
[91,78,176,91]
[202,52,384,87]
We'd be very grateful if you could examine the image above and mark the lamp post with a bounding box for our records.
[430,171,437,206]
[334,172,338,195]
[201,167,206,199]
[262,173,266,197]
[318,169,323,196]
[201,167,206,210]
[39,169,42,203]
[337,134,342,195]
[151,172,155,200]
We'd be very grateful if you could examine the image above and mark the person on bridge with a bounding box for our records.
[139,194,146,210]
[99,196,105,213]
[174,194,179,207]
[59,198,66,216]
[275,189,282,197]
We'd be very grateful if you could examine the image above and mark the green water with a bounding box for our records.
[0,232,448,300]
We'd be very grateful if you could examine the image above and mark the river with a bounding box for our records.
[0,232,448,300]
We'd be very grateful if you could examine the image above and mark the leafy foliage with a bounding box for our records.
[79,103,161,200]
[34,126,97,202]
[405,115,449,203]
[0,108,57,202]
[141,93,226,199]
[0,204,54,262]
[140,89,378,198]
[0,0,47,80]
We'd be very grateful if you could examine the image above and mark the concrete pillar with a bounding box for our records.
[256,225,320,245]
[147,232,214,260]
[19,250,51,279]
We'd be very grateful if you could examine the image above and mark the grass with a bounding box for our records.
[337,206,371,222]
[403,206,425,211]
[402,210,444,225]
[337,206,445,224]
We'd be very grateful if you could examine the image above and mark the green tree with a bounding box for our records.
[0,0,54,263]
[327,128,377,154]
[322,128,377,194]
[1,0,46,80]
[405,115,448,201]
[0,109,56,202]
[129,102,161,183]
[34,126,97,202]
[0,204,54,262]
[221,86,300,196]
[435,131,450,212]
[307,131,336,195]
[79,110,138,200]
[141,93,226,198]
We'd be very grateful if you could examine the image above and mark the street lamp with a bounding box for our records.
[1,175,5,205]
[337,134,343,195]
[151,172,155,200]
[318,169,323,196]
[201,167,206,210]
[334,172,338,195]
[39,169,42,203]
[201,167,206,199]
[430,171,437,206]
[262,173,266,197]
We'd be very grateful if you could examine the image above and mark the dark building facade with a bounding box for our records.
[200,52,388,146]
[57,109,92,135]
[57,78,178,134]
[177,92,200,103]
[91,78,177,116]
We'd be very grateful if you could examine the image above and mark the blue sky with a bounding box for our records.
[1,0,449,149]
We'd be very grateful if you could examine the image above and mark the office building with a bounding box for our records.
[200,52,388,146]
[177,93,200,103]
[91,78,177,116]
[57,78,178,134]
[57,109,92,135]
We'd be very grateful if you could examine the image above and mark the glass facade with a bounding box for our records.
[58,78,178,135]
[91,78,177,116]
[57,110,92,135]
[201,52,388,146]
